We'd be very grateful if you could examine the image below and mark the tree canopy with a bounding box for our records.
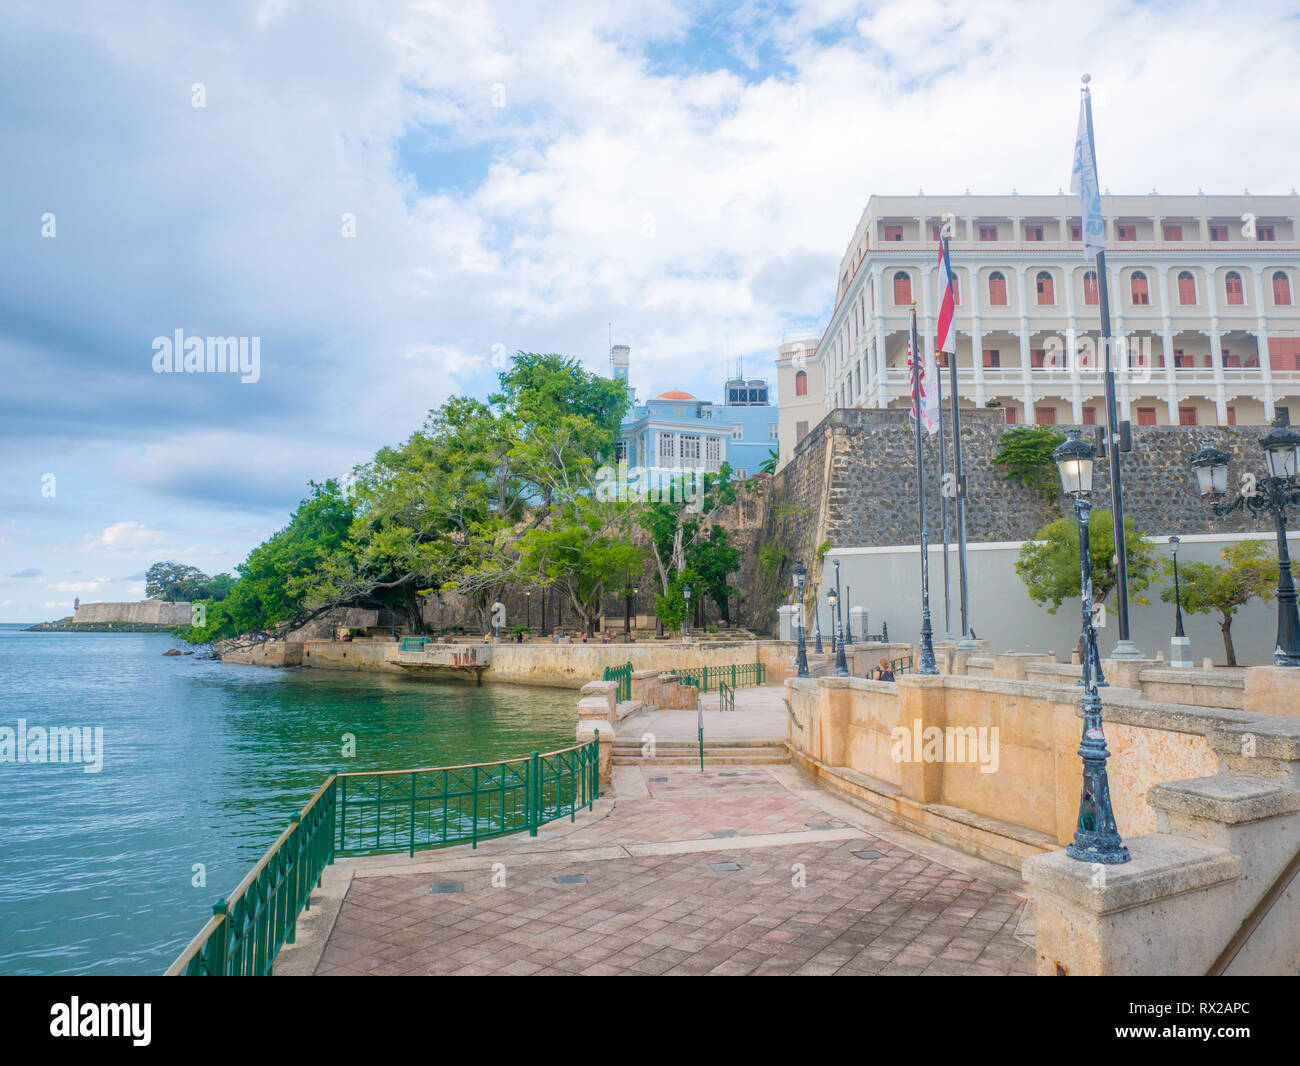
[1016,509,1158,614]
[1161,540,1278,666]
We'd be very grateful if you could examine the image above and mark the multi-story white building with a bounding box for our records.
[790,193,1300,454]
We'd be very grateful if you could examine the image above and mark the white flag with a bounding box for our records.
[1070,96,1106,257]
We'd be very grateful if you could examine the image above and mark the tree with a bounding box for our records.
[179,480,354,644]
[146,561,207,601]
[993,426,1067,502]
[517,496,643,635]
[1161,540,1278,666]
[759,448,779,476]
[1016,509,1158,656]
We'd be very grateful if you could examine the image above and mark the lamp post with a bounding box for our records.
[1054,430,1130,865]
[844,585,854,646]
[683,584,691,642]
[624,584,637,643]
[793,561,810,678]
[492,598,503,643]
[812,582,824,654]
[1190,417,1300,666]
[525,590,531,636]
[437,592,444,641]
[1168,536,1192,668]
[827,587,848,677]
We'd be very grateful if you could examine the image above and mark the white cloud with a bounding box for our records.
[83,522,166,552]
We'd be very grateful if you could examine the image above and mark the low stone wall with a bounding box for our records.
[786,668,1227,866]
[217,640,304,667]
[299,640,403,672]
[484,640,770,689]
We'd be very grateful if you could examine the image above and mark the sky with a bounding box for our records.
[2,0,1299,622]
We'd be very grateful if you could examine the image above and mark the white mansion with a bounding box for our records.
[776,192,1300,468]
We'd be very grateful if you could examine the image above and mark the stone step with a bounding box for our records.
[613,738,786,750]
[1148,774,1300,827]
[612,754,791,765]
[613,746,786,758]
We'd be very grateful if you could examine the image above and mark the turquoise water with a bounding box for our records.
[0,625,577,975]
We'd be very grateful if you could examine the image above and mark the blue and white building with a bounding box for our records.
[609,344,779,483]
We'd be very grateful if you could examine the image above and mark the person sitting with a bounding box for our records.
[602,629,612,644]
[872,656,895,682]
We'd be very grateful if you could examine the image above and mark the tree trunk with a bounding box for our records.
[1221,614,1236,668]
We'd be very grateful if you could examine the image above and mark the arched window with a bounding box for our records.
[1177,270,1196,305]
[1035,270,1055,305]
[1273,271,1292,306]
[893,271,912,305]
[1225,271,1244,306]
[988,271,1008,306]
[1083,270,1099,306]
[794,370,808,397]
[1130,270,1150,306]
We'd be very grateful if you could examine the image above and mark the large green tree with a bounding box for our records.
[180,480,354,643]
[1161,540,1278,666]
[1016,509,1158,657]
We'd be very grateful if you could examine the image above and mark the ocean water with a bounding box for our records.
[0,625,577,975]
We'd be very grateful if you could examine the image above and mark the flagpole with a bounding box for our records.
[935,344,952,638]
[942,232,976,650]
[910,306,939,675]
[1081,74,1139,659]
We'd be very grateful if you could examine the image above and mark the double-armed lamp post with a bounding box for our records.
[683,584,692,643]
[793,561,810,678]
[1191,416,1300,666]
[1054,430,1130,865]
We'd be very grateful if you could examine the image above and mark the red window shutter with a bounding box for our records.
[1137,407,1157,426]
[1083,273,1099,305]
[1179,407,1197,426]
[1274,273,1292,305]
[988,275,1007,305]
[1178,274,1196,304]
[1162,224,1183,241]
[1210,225,1228,241]
[1070,224,1082,241]
[1226,275,1244,305]
[1004,407,1016,424]
[893,273,911,304]
[1226,406,1237,426]
[983,349,1000,368]
[1082,406,1097,425]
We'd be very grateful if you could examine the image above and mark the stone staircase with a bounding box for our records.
[612,738,790,766]
[1027,711,1300,975]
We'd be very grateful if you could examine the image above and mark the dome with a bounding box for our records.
[654,390,697,401]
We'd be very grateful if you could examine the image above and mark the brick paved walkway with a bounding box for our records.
[283,764,1034,977]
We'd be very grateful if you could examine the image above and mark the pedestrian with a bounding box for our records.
[872,656,895,682]
[602,629,612,644]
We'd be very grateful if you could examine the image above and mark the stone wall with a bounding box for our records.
[72,600,192,626]
[730,409,1279,635]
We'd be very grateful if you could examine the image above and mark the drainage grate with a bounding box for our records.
[709,861,742,872]
[430,882,463,894]
[649,777,668,782]
[718,772,741,777]
[805,822,834,831]
[851,850,884,861]
[553,874,587,885]
[709,828,738,838]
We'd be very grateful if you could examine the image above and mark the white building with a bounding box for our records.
[781,193,1300,465]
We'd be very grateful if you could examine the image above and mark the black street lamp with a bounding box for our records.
[436,592,444,641]
[1168,536,1192,667]
[827,586,848,677]
[812,582,824,654]
[1054,430,1130,865]
[844,584,854,646]
[492,598,503,642]
[793,561,810,678]
[624,584,637,642]
[683,584,691,642]
[525,590,532,635]
[1191,418,1300,666]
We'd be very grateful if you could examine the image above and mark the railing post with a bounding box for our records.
[731,663,736,688]
[285,816,301,942]
[529,750,540,836]
[409,772,417,857]
[208,899,229,976]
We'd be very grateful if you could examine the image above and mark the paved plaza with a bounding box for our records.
[279,750,1035,976]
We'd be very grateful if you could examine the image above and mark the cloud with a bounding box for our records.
[83,522,166,552]
[46,578,110,593]
[6,568,42,580]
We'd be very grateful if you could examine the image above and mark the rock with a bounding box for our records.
[163,648,183,656]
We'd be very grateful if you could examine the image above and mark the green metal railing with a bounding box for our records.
[399,636,430,651]
[603,661,632,702]
[669,662,764,693]
[889,655,915,677]
[166,737,599,976]
[718,681,735,714]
